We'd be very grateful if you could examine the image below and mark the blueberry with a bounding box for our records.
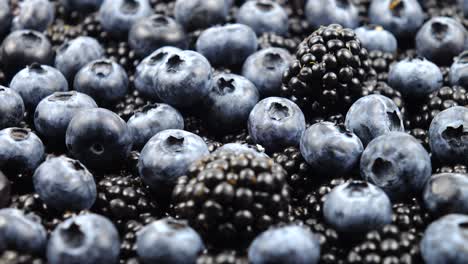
[61,0,103,12]
[214,143,268,158]
[129,14,187,58]
[134,46,181,100]
[127,103,184,150]
[420,214,468,264]
[0,86,24,130]
[34,91,98,144]
[138,129,209,194]
[323,180,392,234]
[236,0,288,36]
[355,25,398,54]
[136,218,205,264]
[429,106,468,165]
[66,108,133,169]
[47,213,120,264]
[248,97,306,153]
[423,173,468,217]
[416,17,466,65]
[0,208,47,254]
[449,51,468,87]
[242,47,293,97]
[345,95,404,146]
[153,50,213,108]
[305,0,359,29]
[10,63,68,111]
[174,0,229,31]
[369,0,424,39]
[74,59,128,105]
[388,57,443,99]
[12,0,55,32]
[33,156,96,212]
[1,30,54,77]
[0,128,45,174]
[248,225,320,264]
[196,24,258,68]
[360,132,432,200]
[300,122,363,177]
[55,36,105,82]
[205,73,259,132]
[0,0,11,37]
[461,0,468,17]
[98,0,152,37]
[0,170,10,208]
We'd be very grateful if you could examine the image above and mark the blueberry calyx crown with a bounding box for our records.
[347,180,369,191]
[165,218,188,230]
[69,159,86,171]
[389,0,404,17]
[9,128,30,141]
[151,15,170,27]
[372,157,395,185]
[256,0,274,11]
[149,51,168,65]
[90,143,105,155]
[22,31,42,46]
[364,24,384,31]
[138,103,160,114]
[164,135,185,152]
[28,63,46,74]
[49,91,76,102]
[268,102,290,121]
[91,60,113,77]
[456,51,468,64]
[60,222,85,248]
[166,55,184,72]
[337,124,354,137]
[215,78,235,95]
[336,0,351,9]
[431,21,449,41]
[442,125,468,146]
[262,52,282,70]
[0,86,6,92]
[387,110,401,131]
[120,0,140,14]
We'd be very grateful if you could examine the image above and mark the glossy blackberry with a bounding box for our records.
[409,128,430,151]
[120,217,157,264]
[0,250,46,264]
[197,250,248,264]
[435,164,468,174]
[46,20,84,48]
[219,129,252,145]
[392,198,430,235]
[10,193,74,233]
[92,174,161,230]
[272,146,315,200]
[347,224,424,264]
[361,81,405,112]
[105,41,139,74]
[281,24,376,119]
[113,90,151,122]
[407,86,468,130]
[368,50,395,82]
[172,152,291,248]
[258,32,300,54]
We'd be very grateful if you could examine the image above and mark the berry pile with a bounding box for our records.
[0,0,467,263]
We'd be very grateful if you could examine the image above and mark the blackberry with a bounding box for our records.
[392,198,430,235]
[120,217,158,264]
[172,152,291,248]
[105,41,139,74]
[82,13,109,41]
[197,250,248,264]
[409,128,429,151]
[258,32,300,53]
[92,174,161,231]
[368,50,396,82]
[113,90,151,121]
[281,24,375,119]
[46,20,84,48]
[272,146,315,200]
[219,129,252,145]
[0,250,46,264]
[347,224,424,264]
[435,164,468,174]
[407,86,468,130]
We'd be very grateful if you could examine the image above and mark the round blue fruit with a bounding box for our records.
[449,51,468,87]
[423,173,468,217]
[98,0,152,37]
[0,86,24,130]
[355,25,398,54]
[12,0,54,32]
[174,0,229,31]
[236,0,288,36]
[305,0,359,29]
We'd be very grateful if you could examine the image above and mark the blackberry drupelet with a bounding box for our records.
[197,250,248,264]
[392,198,430,235]
[368,50,395,82]
[172,152,291,247]
[436,164,468,174]
[113,90,151,121]
[347,224,424,264]
[281,24,375,119]
[407,86,468,130]
[0,250,46,264]
[258,32,299,54]
[92,174,160,230]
